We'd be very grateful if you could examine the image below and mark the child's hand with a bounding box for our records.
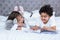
[41,26,48,31]
[30,25,40,31]
[16,27,22,30]
[18,22,24,27]
[43,26,48,30]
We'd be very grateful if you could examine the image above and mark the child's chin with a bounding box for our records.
[43,21,46,23]
[43,22,46,23]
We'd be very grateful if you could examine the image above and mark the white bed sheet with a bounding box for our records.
[0,15,60,40]
[0,29,60,40]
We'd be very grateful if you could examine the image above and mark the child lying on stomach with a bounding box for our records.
[30,4,56,32]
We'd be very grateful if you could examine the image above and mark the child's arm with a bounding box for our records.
[6,20,13,30]
[41,26,56,31]
[11,24,17,31]
[41,16,56,31]
[30,25,40,30]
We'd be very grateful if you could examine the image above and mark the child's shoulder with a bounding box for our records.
[49,16,55,22]
[48,16,56,26]
[6,20,13,23]
[50,16,55,20]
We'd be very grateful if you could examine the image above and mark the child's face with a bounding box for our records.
[40,12,50,24]
[16,15,24,22]
[16,15,24,27]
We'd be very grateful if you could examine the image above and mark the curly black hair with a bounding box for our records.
[39,4,53,16]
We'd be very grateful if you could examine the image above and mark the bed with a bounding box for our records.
[0,11,60,40]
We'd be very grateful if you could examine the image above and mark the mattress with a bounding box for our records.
[0,29,60,40]
[0,15,60,40]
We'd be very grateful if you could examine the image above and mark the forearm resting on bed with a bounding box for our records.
[42,26,56,31]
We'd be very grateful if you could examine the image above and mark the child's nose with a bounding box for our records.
[42,17,45,19]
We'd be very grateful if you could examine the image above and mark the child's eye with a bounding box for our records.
[44,16,47,18]
[41,16,47,18]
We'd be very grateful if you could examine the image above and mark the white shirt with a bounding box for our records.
[11,24,29,31]
[36,16,56,28]
[29,15,56,28]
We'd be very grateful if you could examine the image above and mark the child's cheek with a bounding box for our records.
[42,17,48,23]
[45,17,49,22]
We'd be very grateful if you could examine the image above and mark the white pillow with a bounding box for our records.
[55,17,60,29]
[56,21,60,32]
[32,10,40,18]
[23,11,31,20]
[0,21,6,30]
[0,15,8,22]
[55,17,60,22]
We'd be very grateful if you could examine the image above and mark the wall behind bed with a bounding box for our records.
[0,0,60,16]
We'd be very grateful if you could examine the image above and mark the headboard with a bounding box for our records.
[0,0,60,16]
